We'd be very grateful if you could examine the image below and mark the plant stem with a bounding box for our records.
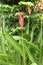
[21,29,26,65]
[39,20,42,65]
[28,19,29,35]
[2,15,5,53]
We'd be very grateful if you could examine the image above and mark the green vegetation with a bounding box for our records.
[0,0,43,65]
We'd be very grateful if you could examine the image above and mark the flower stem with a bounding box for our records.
[2,15,5,53]
[28,19,29,35]
[39,20,42,65]
[21,29,26,65]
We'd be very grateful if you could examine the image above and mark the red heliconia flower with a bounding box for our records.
[19,12,24,29]
[36,2,43,12]
[39,6,42,12]
[28,6,31,15]
[40,0,43,4]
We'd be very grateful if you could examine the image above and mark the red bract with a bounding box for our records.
[40,0,43,12]
[40,0,43,4]
[39,6,42,12]
[19,12,24,29]
[36,2,43,12]
[28,6,31,15]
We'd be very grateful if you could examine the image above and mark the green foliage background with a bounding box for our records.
[0,0,39,5]
[0,0,43,65]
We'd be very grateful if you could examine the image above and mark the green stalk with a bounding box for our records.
[39,20,42,65]
[18,32,21,65]
[21,29,26,65]
[28,19,29,35]
[2,15,5,53]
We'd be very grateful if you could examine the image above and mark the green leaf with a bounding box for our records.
[5,32,24,57]
[31,63,37,65]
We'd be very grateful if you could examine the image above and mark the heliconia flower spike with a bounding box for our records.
[39,6,42,12]
[36,0,43,12]
[40,0,43,4]
[19,12,24,29]
[28,6,31,15]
